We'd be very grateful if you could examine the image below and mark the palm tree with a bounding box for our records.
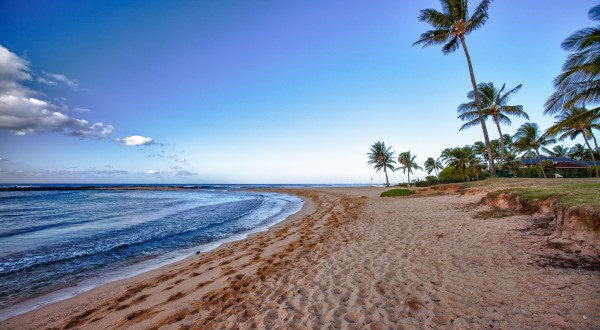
[458,82,529,167]
[546,107,599,177]
[424,157,444,176]
[397,151,423,186]
[414,0,496,176]
[542,145,569,157]
[441,146,477,181]
[367,141,396,186]
[513,123,556,178]
[569,143,587,161]
[545,5,600,114]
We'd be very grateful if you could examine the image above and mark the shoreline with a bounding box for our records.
[0,190,304,322]
[3,186,599,329]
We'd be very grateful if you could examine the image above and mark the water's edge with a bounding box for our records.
[0,191,304,322]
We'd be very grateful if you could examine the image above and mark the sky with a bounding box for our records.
[0,0,596,184]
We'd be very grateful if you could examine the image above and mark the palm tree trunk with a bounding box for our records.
[493,116,505,169]
[407,170,411,187]
[535,149,547,178]
[384,167,389,186]
[459,36,496,176]
[590,131,599,153]
[583,135,600,178]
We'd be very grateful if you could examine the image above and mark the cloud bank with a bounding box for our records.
[0,44,114,138]
[115,135,154,146]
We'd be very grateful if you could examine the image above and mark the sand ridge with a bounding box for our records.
[2,187,599,329]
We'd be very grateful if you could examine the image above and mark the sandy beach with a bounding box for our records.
[2,186,599,329]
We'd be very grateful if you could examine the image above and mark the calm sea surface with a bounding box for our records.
[0,188,302,315]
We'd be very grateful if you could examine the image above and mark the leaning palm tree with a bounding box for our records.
[569,143,587,161]
[545,4,600,114]
[545,107,599,177]
[414,0,496,176]
[458,82,528,167]
[367,141,396,186]
[424,157,444,176]
[542,145,569,157]
[513,123,556,178]
[397,151,423,186]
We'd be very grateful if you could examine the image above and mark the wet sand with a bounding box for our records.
[2,187,599,329]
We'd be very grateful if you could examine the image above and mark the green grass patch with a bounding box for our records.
[380,188,415,197]
[487,182,600,208]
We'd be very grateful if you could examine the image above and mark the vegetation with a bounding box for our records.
[457,82,528,168]
[380,188,416,197]
[545,4,600,114]
[513,123,556,178]
[414,0,497,176]
[366,4,600,185]
[396,151,423,186]
[367,141,396,186]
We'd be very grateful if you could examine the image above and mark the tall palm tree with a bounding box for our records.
[542,145,569,157]
[424,157,444,176]
[458,82,529,167]
[414,0,496,176]
[545,5,600,114]
[397,151,423,186]
[472,141,488,161]
[546,107,599,177]
[367,141,396,186]
[569,143,587,161]
[513,123,556,178]
[440,146,477,181]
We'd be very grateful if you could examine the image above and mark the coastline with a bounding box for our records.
[3,186,599,329]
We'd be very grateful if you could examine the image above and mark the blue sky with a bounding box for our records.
[0,0,596,184]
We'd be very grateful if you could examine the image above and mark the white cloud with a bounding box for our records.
[40,71,78,90]
[0,44,114,138]
[115,135,154,146]
[73,107,91,113]
[144,169,160,175]
[175,157,187,162]
[0,157,8,161]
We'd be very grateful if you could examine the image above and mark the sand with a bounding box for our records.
[2,187,599,329]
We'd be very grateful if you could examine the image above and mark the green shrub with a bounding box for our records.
[380,188,415,197]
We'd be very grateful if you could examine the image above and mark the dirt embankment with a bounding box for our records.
[484,192,600,255]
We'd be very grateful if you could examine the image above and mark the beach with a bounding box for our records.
[2,186,599,329]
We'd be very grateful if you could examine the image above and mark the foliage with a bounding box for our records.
[424,157,444,175]
[367,141,396,186]
[380,188,416,197]
[397,151,423,186]
[545,5,600,114]
[414,0,497,176]
[513,122,556,178]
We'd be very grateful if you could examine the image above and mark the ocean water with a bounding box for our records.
[0,188,302,317]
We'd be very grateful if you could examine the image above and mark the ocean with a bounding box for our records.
[0,187,304,319]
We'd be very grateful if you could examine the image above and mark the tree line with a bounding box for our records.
[368,1,600,185]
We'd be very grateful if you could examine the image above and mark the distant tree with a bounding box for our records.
[440,146,477,181]
[542,145,569,157]
[545,5,600,114]
[414,0,496,176]
[397,151,423,186]
[546,107,599,177]
[458,82,528,168]
[424,157,444,176]
[367,141,396,186]
[569,143,587,161]
[513,123,556,178]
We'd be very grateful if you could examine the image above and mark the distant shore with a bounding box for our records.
[3,185,599,329]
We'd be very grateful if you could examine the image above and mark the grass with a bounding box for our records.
[380,188,415,197]
[454,178,600,209]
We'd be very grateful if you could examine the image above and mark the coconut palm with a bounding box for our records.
[458,82,528,167]
[367,141,396,186]
[424,157,444,176]
[542,145,569,157]
[545,5,600,114]
[440,146,477,181]
[397,151,423,186]
[513,123,556,178]
[569,143,587,161]
[546,107,599,177]
[414,0,496,176]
